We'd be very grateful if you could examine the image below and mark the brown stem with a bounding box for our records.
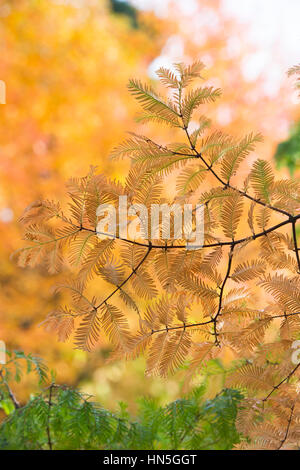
[150,318,214,335]
[292,220,300,273]
[81,213,300,250]
[264,311,300,320]
[95,243,152,310]
[46,383,54,451]
[183,124,291,218]
[212,244,235,345]
[263,362,300,402]
[277,403,295,450]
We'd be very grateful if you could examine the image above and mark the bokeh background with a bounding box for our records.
[0,0,299,413]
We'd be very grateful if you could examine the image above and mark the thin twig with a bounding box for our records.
[80,213,300,250]
[277,403,295,450]
[0,368,20,409]
[150,318,214,335]
[292,220,300,273]
[46,383,54,451]
[263,362,300,402]
[212,244,235,345]
[95,243,152,310]
[183,124,291,218]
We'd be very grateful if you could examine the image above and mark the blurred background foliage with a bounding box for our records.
[275,122,300,176]
[0,0,299,421]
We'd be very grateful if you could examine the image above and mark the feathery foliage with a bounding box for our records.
[0,351,242,450]
[15,61,300,449]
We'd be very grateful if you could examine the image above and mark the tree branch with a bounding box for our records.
[0,368,21,409]
[80,212,300,250]
[95,243,152,310]
[277,403,295,450]
[212,244,235,345]
[46,383,54,451]
[292,220,300,273]
[182,124,291,218]
[263,362,300,402]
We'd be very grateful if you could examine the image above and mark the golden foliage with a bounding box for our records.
[16,61,300,448]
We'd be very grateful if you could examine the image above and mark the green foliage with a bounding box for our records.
[274,122,300,176]
[0,350,48,389]
[0,351,243,450]
[0,384,242,450]
[109,0,138,29]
